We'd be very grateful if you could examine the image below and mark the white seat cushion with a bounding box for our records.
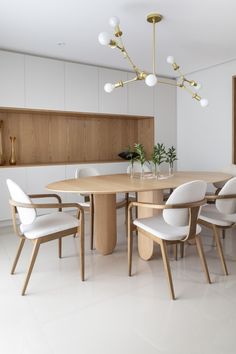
[199,204,236,227]
[134,214,201,241]
[20,212,79,239]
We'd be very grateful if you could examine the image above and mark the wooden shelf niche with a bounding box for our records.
[0,107,154,166]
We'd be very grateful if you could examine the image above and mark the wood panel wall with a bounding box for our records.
[0,108,154,165]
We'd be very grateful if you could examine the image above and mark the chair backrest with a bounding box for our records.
[213,164,236,189]
[163,180,207,227]
[216,177,236,214]
[75,167,99,179]
[6,179,36,225]
[127,162,151,174]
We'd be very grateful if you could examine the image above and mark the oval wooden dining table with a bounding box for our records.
[47,171,231,260]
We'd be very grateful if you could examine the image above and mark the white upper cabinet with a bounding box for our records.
[65,62,99,112]
[0,51,24,108]
[127,73,154,116]
[25,55,64,110]
[154,78,177,147]
[99,68,128,114]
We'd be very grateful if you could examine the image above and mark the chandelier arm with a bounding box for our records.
[122,47,141,74]
[114,34,141,74]
[114,43,123,51]
[152,19,156,74]
[176,69,185,77]
[182,85,201,101]
[158,80,201,101]
[122,76,139,85]
[157,80,179,87]
[113,76,139,90]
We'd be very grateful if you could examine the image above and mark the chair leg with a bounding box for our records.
[11,238,25,274]
[58,237,62,258]
[174,243,178,260]
[180,242,184,258]
[22,239,41,296]
[222,229,226,239]
[128,210,133,276]
[195,235,211,284]
[125,193,129,237]
[79,226,85,281]
[213,226,228,275]
[160,240,175,300]
[135,192,138,219]
[73,210,80,238]
[90,194,94,250]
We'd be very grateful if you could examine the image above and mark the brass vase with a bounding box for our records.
[0,120,5,166]
[9,136,16,165]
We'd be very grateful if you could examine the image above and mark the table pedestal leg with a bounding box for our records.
[137,190,163,260]
[94,194,116,255]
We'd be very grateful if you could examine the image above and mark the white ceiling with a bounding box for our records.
[1,0,236,77]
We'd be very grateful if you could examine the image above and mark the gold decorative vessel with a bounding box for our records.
[9,136,16,165]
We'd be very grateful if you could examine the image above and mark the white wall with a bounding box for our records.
[177,60,235,171]
[155,78,177,149]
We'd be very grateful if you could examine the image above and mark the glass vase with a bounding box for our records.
[129,161,134,178]
[140,164,145,179]
[169,164,174,176]
[153,164,160,179]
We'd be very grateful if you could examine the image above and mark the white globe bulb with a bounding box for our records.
[145,74,157,87]
[98,32,111,46]
[167,56,175,64]
[109,16,120,28]
[200,98,208,107]
[104,83,115,93]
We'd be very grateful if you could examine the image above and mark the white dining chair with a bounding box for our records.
[212,164,236,193]
[199,177,236,276]
[75,167,98,250]
[128,180,209,300]
[7,179,85,295]
[75,167,128,249]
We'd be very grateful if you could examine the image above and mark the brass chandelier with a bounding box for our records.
[98,13,208,107]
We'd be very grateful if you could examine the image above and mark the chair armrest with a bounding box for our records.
[9,199,84,212]
[128,199,206,211]
[206,194,236,201]
[28,193,62,203]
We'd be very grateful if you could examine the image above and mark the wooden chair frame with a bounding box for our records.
[199,193,236,276]
[128,198,210,300]
[79,193,94,250]
[9,193,84,295]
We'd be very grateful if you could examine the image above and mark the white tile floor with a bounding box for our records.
[0,211,236,354]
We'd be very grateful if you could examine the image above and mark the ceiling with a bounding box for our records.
[1,0,236,77]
